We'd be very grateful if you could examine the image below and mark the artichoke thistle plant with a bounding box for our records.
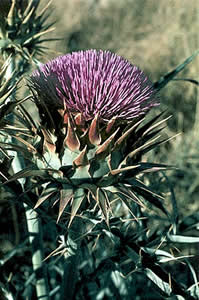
[1,1,199,299]
[28,49,165,225]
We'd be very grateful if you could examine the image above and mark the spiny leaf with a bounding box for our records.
[115,190,139,222]
[128,135,161,159]
[12,135,36,153]
[0,77,17,101]
[109,165,140,176]
[187,261,199,298]
[167,234,199,244]
[68,188,85,227]
[172,78,199,86]
[161,173,178,228]
[95,128,119,155]
[153,50,199,91]
[34,184,58,209]
[135,111,166,138]
[115,118,143,146]
[72,164,91,180]
[142,115,172,137]
[0,101,21,120]
[73,146,88,166]
[140,133,180,156]
[0,142,34,159]
[23,27,55,46]
[8,99,36,129]
[22,6,35,25]
[57,185,74,223]
[23,0,39,16]
[125,178,168,215]
[109,149,123,171]
[142,247,193,264]
[132,162,173,175]
[0,156,13,178]
[81,183,97,199]
[96,188,109,225]
[103,184,145,219]
[116,184,146,209]
[38,0,53,18]
[3,168,49,185]
[137,126,166,147]
[144,268,172,296]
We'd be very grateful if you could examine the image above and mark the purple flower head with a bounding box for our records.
[31,50,158,122]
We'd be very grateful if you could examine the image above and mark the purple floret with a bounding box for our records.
[31,50,158,121]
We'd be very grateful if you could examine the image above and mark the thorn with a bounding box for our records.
[75,113,85,127]
[65,117,80,151]
[95,128,120,155]
[89,113,101,145]
[73,146,88,166]
[106,116,117,134]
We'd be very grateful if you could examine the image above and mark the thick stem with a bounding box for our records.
[60,252,80,300]
[25,206,49,299]
[5,56,49,299]
[60,219,82,300]
[193,0,199,139]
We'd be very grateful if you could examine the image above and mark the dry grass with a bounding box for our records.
[51,0,198,70]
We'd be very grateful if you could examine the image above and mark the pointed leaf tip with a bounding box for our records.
[68,188,85,227]
[89,113,101,145]
[95,128,120,155]
[75,113,85,127]
[73,146,88,166]
[96,188,109,226]
[106,116,117,134]
[57,187,73,223]
[115,118,144,147]
[65,118,80,151]
[110,165,140,176]
[41,128,56,153]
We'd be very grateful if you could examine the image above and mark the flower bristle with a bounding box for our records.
[31,50,158,123]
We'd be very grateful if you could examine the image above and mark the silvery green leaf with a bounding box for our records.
[144,268,172,296]
[167,234,199,243]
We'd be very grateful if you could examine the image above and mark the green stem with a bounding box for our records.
[5,56,49,299]
[60,219,82,299]
[25,205,49,299]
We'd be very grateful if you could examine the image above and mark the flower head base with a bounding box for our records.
[31,50,158,123]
